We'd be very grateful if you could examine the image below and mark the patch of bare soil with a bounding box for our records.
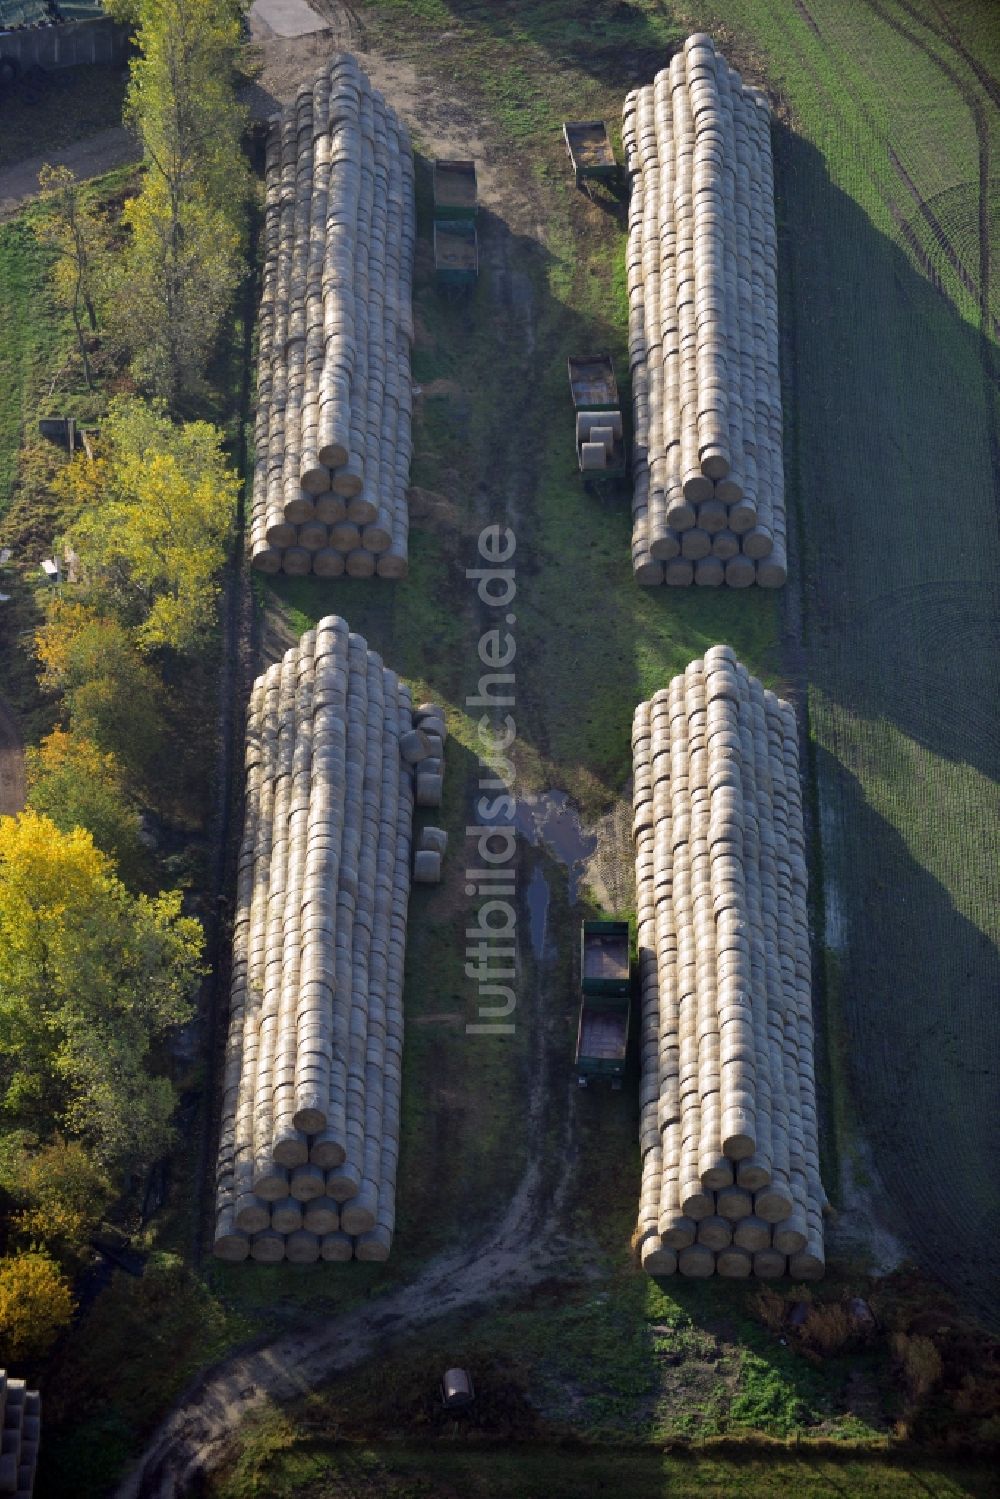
[0,695,26,816]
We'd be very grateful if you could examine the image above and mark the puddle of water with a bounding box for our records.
[514,790,597,904]
[525,863,550,961]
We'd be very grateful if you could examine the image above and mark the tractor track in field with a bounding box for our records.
[791,0,1000,548]
[863,0,997,346]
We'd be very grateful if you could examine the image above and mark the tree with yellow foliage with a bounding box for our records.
[59,397,239,655]
[0,1249,74,1362]
[118,0,247,408]
[34,601,166,780]
[0,812,204,1172]
[0,1136,113,1263]
[25,729,146,887]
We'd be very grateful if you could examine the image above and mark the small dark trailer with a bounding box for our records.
[433,159,478,222]
[434,220,478,291]
[575,920,631,1087]
[563,119,619,192]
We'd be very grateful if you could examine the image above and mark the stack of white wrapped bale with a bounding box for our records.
[623,35,786,587]
[633,647,825,1277]
[250,54,415,579]
[0,1371,40,1498]
[213,617,442,1264]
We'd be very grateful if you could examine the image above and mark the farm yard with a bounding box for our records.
[0,1,998,1497]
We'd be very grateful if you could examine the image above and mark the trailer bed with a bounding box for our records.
[567,354,620,412]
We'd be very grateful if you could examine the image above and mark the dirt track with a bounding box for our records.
[0,697,26,816]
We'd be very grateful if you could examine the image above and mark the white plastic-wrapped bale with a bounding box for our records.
[623,35,786,588]
[632,647,825,1276]
[250,54,415,577]
[213,616,430,1263]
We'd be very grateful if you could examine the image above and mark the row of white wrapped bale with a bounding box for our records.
[0,1371,40,1499]
[250,54,415,578]
[213,617,445,1263]
[633,647,825,1276]
[624,35,787,587]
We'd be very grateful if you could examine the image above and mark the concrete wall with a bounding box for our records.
[0,17,128,73]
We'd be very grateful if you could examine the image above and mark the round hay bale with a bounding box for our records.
[756,554,787,588]
[678,1243,715,1277]
[419,826,448,855]
[716,1246,752,1278]
[753,1248,787,1279]
[313,547,347,577]
[271,1197,304,1234]
[665,558,695,586]
[724,555,756,588]
[282,546,313,576]
[754,1184,795,1223]
[303,1197,341,1234]
[355,1224,393,1262]
[320,1231,354,1261]
[733,1215,772,1252]
[290,1163,327,1202]
[345,548,376,577]
[252,547,283,574]
[694,556,724,586]
[696,1214,732,1250]
[641,1237,678,1275]
[285,1229,321,1264]
[716,1185,753,1221]
[250,1229,286,1263]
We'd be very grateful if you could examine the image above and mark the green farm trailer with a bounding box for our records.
[434,220,478,291]
[433,159,478,222]
[574,920,631,1088]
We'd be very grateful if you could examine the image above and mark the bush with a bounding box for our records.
[1,1136,113,1263]
[0,1249,75,1362]
[893,1331,943,1403]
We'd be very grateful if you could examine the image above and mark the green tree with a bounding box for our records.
[0,811,204,1173]
[35,164,105,390]
[25,728,147,886]
[118,0,247,408]
[60,397,239,654]
[35,602,167,779]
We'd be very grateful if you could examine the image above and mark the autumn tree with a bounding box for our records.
[60,397,239,654]
[25,729,146,887]
[0,1136,113,1263]
[0,812,204,1174]
[35,164,105,389]
[118,0,247,408]
[35,602,166,779]
[0,1249,74,1362]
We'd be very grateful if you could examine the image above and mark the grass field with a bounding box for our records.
[692,0,1000,1328]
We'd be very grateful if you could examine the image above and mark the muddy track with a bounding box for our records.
[0,695,26,817]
